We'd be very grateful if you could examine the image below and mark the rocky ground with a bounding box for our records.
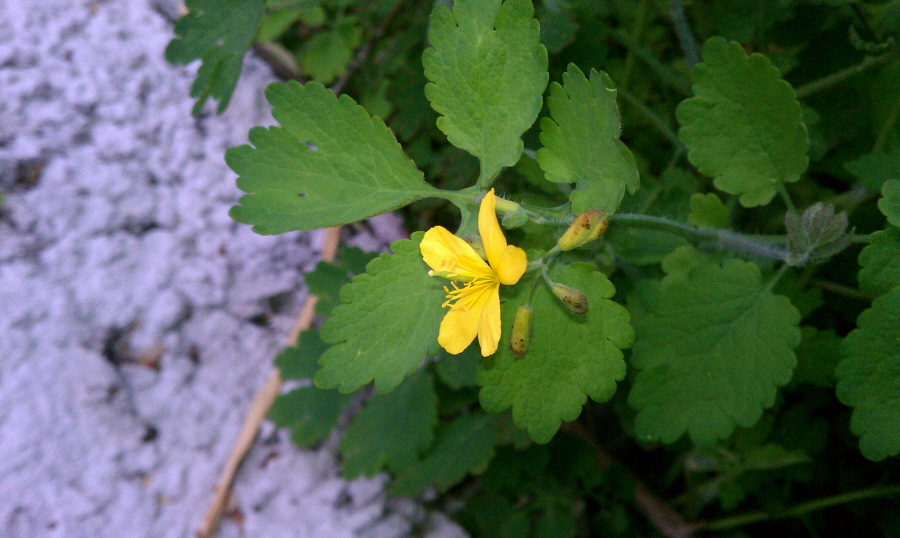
[0,1,463,536]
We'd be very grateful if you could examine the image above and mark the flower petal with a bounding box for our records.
[476,284,502,356]
[477,189,509,270]
[421,226,492,278]
[494,244,528,285]
[437,280,496,355]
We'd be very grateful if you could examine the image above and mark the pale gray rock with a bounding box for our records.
[0,1,466,537]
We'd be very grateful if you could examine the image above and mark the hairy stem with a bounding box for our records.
[702,485,900,531]
[794,50,895,99]
[668,0,701,69]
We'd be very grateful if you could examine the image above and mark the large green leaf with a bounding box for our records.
[677,37,809,207]
[837,288,900,461]
[423,0,548,183]
[339,370,438,477]
[880,180,900,228]
[165,0,263,114]
[314,233,446,393]
[629,248,801,445]
[227,82,436,234]
[477,263,634,443]
[537,65,639,214]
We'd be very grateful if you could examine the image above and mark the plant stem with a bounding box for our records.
[619,0,651,93]
[619,88,683,148]
[609,214,791,261]
[794,51,895,99]
[668,0,701,69]
[777,183,798,214]
[702,485,900,531]
[810,280,876,302]
[610,29,692,96]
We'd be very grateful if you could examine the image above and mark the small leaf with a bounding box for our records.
[340,370,438,477]
[315,233,446,393]
[629,248,801,445]
[784,203,849,266]
[836,288,900,461]
[537,65,639,214]
[423,0,548,182]
[305,246,379,316]
[276,330,329,380]
[297,19,361,84]
[389,413,499,497]
[880,180,900,227]
[677,37,809,207]
[228,82,436,234]
[478,263,634,443]
[269,386,353,447]
[688,192,730,229]
[858,227,900,296]
[165,0,263,114]
[845,149,900,191]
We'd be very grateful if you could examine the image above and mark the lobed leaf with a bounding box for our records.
[858,227,900,296]
[629,247,801,446]
[688,192,730,229]
[314,233,446,393]
[268,386,353,447]
[537,64,639,214]
[880,180,900,228]
[836,288,900,461]
[477,263,634,443]
[340,370,438,477]
[165,0,263,114]
[423,0,548,182]
[227,82,436,234]
[676,37,809,207]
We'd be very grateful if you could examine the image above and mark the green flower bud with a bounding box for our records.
[557,210,609,251]
[509,304,533,357]
[551,283,589,315]
[501,210,529,229]
[464,234,487,260]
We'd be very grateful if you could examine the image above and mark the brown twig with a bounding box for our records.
[196,226,342,538]
[561,421,702,538]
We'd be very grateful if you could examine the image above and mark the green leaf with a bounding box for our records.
[315,233,446,393]
[423,0,548,182]
[165,0,263,114]
[435,346,482,389]
[845,149,900,191]
[269,386,353,447]
[389,413,499,497]
[792,327,842,389]
[836,288,900,461]
[305,246,379,316]
[676,37,809,207]
[688,192,730,229]
[227,82,436,234]
[858,227,900,296]
[297,19,361,84]
[275,330,329,380]
[629,248,801,445]
[537,65,639,214]
[478,263,634,443]
[784,202,849,266]
[880,180,900,227]
[340,370,438,477]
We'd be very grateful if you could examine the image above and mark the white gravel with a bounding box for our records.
[0,1,465,537]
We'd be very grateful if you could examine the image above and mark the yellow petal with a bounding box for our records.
[493,244,528,285]
[437,280,496,355]
[421,226,492,278]
[477,189,509,270]
[476,284,502,356]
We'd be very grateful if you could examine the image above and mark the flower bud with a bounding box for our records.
[557,210,609,251]
[551,284,589,315]
[501,210,529,229]
[464,234,487,260]
[509,304,533,357]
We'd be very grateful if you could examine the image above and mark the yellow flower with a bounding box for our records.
[420,189,528,356]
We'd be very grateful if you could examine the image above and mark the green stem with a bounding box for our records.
[794,51,895,99]
[609,214,791,261]
[703,485,900,531]
[619,0,650,93]
[810,280,876,302]
[619,89,683,148]
[667,0,700,69]
[610,29,692,96]
[873,91,900,153]
[777,183,798,214]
